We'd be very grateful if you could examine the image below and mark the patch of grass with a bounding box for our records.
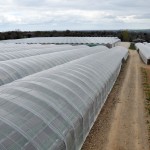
[141,67,150,141]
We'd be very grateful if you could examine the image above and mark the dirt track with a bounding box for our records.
[82,43,149,150]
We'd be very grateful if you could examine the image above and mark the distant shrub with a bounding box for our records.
[129,43,136,50]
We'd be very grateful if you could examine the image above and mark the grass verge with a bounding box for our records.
[141,67,150,141]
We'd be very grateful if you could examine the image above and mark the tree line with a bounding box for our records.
[0,30,149,42]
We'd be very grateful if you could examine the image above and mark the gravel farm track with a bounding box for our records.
[82,42,150,150]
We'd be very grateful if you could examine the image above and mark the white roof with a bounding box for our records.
[0,37,121,45]
[135,43,150,64]
[0,45,108,85]
[0,45,128,150]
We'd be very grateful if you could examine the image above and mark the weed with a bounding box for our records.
[141,67,150,142]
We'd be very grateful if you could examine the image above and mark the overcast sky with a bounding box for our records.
[0,0,149,31]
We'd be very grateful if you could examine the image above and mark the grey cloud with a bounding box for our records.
[134,13,150,19]
[13,0,48,6]
[0,0,149,31]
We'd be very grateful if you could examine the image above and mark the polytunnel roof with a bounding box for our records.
[0,45,88,61]
[144,43,150,47]
[0,44,56,53]
[0,45,109,86]
[0,37,121,45]
[135,43,150,59]
[0,46,128,150]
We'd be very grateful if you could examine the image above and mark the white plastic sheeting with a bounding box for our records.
[0,44,57,53]
[144,43,150,47]
[0,37,121,47]
[135,43,150,64]
[110,46,128,61]
[0,46,128,150]
[0,45,88,61]
[0,46,108,86]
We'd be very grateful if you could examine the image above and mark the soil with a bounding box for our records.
[82,43,149,150]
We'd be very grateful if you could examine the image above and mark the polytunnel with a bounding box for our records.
[0,46,109,86]
[144,43,150,47]
[110,46,128,61]
[0,44,57,53]
[0,46,128,150]
[0,45,88,61]
[0,37,121,47]
[135,43,150,64]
